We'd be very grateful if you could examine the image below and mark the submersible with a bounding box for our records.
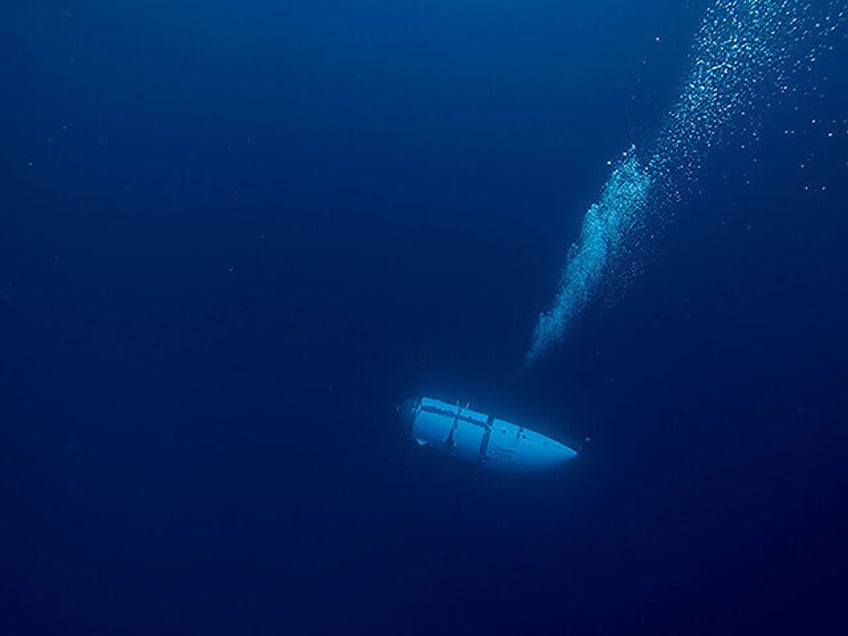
[397,397,578,471]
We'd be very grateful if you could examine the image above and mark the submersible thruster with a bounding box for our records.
[397,397,578,471]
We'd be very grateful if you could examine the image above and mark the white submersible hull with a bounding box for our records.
[397,397,577,471]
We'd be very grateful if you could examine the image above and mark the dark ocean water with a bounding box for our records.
[2,2,847,634]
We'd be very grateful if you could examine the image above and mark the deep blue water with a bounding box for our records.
[2,2,847,634]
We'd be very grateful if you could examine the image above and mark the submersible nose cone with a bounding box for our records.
[553,441,579,464]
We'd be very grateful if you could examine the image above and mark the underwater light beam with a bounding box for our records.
[525,0,846,365]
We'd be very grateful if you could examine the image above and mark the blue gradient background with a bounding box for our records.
[2,2,847,634]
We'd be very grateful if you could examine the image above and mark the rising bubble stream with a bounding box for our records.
[526,0,846,365]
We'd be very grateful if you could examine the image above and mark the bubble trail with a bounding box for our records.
[525,0,846,365]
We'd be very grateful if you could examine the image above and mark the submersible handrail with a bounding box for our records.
[420,402,485,428]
